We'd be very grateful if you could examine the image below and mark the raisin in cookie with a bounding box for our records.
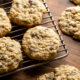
[54,65,80,80]
[70,0,80,5]
[22,26,60,60]
[37,72,54,80]
[0,8,12,37]
[9,0,46,27]
[0,37,23,74]
[58,6,80,40]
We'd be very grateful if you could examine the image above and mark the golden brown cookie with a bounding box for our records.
[58,6,80,40]
[0,8,12,37]
[9,0,46,27]
[54,65,80,80]
[0,37,23,74]
[22,26,60,60]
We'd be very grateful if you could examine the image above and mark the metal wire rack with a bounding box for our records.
[0,0,69,78]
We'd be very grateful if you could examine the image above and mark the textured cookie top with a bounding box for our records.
[37,72,54,80]
[0,37,23,74]
[70,0,80,5]
[0,8,12,37]
[58,6,80,40]
[9,0,46,27]
[54,65,80,80]
[22,26,60,60]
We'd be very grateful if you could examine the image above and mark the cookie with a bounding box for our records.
[9,0,46,27]
[22,26,60,60]
[0,37,23,74]
[37,72,54,80]
[54,65,80,80]
[58,6,80,40]
[70,0,80,5]
[0,8,12,37]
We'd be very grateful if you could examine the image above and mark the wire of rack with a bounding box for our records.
[0,0,69,78]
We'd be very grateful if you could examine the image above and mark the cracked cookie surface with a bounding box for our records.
[9,0,46,27]
[0,37,23,74]
[22,26,60,60]
[58,6,80,40]
[54,65,80,80]
[0,8,12,37]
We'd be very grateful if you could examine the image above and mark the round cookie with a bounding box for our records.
[70,0,80,5]
[22,26,60,60]
[0,8,12,37]
[37,72,54,80]
[58,6,80,40]
[0,37,23,74]
[54,65,80,80]
[9,0,46,27]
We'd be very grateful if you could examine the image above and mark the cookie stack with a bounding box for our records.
[0,0,61,74]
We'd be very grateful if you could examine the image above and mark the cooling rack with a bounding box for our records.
[0,0,69,77]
